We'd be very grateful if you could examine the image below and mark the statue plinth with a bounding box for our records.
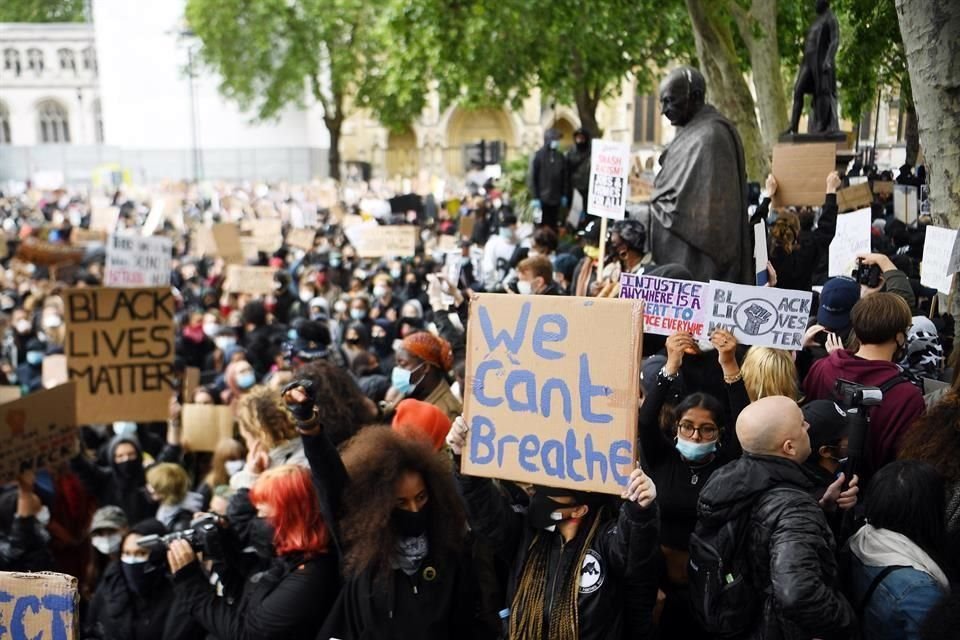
[778,131,848,144]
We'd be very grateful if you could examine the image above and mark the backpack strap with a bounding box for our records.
[856,565,908,616]
[878,373,909,394]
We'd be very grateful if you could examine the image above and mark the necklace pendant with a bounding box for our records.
[691,473,699,485]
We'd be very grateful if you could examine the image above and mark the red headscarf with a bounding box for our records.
[401,332,454,372]
[391,399,452,451]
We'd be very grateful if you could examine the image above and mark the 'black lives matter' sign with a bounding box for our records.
[65,287,175,424]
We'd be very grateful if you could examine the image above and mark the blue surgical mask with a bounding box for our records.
[549,140,559,150]
[675,438,717,462]
[499,227,514,241]
[350,309,366,321]
[215,337,236,351]
[236,371,256,390]
[391,364,423,396]
[287,329,298,340]
[26,351,43,366]
[390,268,402,280]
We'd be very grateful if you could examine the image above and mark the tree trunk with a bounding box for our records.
[686,0,768,181]
[326,116,342,181]
[902,92,920,166]
[897,0,960,341]
[731,0,788,159]
[573,88,602,139]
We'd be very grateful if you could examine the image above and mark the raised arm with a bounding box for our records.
[639,333,691,469]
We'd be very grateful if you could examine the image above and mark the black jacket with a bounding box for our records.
[457,471,660,640]
[528,146,569,207]
[84,561,183,640]
[696,454,857,640]
[172,553,339,640]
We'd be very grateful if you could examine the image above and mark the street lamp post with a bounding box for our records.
[185,43,202,183]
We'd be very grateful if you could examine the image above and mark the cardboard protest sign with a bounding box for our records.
[0,387,20,404]
[705,281,812,350]
[142,197,168,236]
[15,238,85,267]
[587,140,631,220]
[873,181,894,196]
[754,222,769,285]
[828,208,871,277]
[771,143,836,207]
[224,265,277,295]
[104,234,173,287]
[182,404,235,452]
[836,182,873,212]
[240,237,260,262]
[183,366,201,404]
[461,295,643,494]
[65,287,176,424]
[619,273,706,339]
[0,383,78,483]
[0,571,78,638]
[42,354,68,389]
[241,219,283,253]
[70,228,107,246]
[90,205,120,231]
[921,226,959,294]
[211,223,244,265]
[286,228,316,251]
[346,224,418,258]
[459,214,476,240]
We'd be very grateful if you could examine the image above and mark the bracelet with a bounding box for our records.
[658,366,679,383]
[723,371,743,384]
[294,406,321,431]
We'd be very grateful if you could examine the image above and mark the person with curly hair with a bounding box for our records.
[230,386,306,493]
[385,331,461,421]
[447,415,661,640]
[294,359,379,448]
[899,392,960,534]
[280,381,491,639]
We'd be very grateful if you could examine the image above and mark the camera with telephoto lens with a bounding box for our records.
[136,514,221,553]
[851,258,882,289]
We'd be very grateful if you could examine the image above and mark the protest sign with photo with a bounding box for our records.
[587,140,631,220]
[104,234,173,287]
[828,208,871,277]
[0,383,78,483]
[771,143,836,207]
[182,404,235,452]
[0,571,78,638]
[705,281,812,350]
[65,287,176,424]
[619,273,706,339]
[461,294,642,494]
[224,265,277,295]
[921,226,958,294]
[346,224,418,258]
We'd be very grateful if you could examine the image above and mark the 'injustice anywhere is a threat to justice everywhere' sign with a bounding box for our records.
[619,273,706,339]
[461,295,643,494]
[65,287,175,424]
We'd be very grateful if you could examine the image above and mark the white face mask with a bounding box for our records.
[35,506,51,527]
[224,459,245,476]
[517,280,533,295]
[299,289,314,303]
[14,319,31,334]
[42,315,62,330]
[202,323,220,338]
[373,285,388,299]
[92,532,123,555]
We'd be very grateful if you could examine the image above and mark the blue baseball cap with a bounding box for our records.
[817,276,860,332]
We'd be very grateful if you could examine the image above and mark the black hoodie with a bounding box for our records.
[566,127,593,197]
[696,454,857,640]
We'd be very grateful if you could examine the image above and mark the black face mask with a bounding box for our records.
[392,508,429,538]
[526,492,574,531]
[121,560,159,595]
[248,517,276,558]
[115,459,141,479]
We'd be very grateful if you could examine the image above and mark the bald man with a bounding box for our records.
[692,396,856,637]
[647,66,752,284]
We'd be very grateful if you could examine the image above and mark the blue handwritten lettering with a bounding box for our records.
[518,435,540,472]
[473,360,504,407]
[540,378,572,423]
[469,416,495,464]
[505,370,538,414]
[478,302,530,363]
[532,314,567,360]
[578,354,612,424]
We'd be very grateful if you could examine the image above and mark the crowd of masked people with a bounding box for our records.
[0,157,956,640]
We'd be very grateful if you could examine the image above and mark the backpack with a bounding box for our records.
[688,487,806,637]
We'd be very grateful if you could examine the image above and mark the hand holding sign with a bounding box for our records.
[447,416,469,455]
[665,332,697,376]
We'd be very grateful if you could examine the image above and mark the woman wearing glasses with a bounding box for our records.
[638,328,749,639]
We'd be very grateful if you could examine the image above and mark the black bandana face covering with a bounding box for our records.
[526,492,574,532]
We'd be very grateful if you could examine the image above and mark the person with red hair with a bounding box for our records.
[392,398,453,451]
[386,330,461,421]
[166,465,339,640]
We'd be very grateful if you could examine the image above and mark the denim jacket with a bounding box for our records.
[848,555,947,640]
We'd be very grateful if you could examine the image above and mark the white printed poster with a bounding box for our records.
[104,234,173,287]
[586,140,631,220]
[828,207,871,277]
[921,226,959,294]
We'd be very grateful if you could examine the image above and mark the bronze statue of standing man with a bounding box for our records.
[783,0,841,136]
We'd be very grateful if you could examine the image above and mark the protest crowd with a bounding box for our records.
[0,81,956,640]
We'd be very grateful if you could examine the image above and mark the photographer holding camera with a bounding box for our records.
[166,465,339,640]
[803,293,925,480]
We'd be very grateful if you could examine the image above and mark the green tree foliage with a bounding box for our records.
[0,0,86,22]
[184,0,430,180]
